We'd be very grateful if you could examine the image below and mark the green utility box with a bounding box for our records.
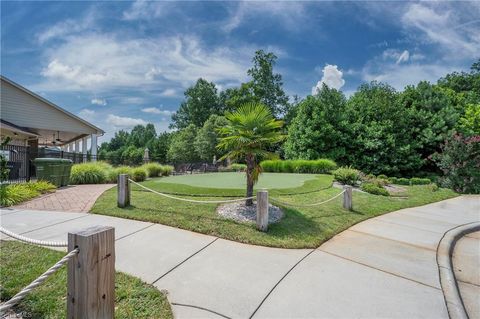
[33,158,73,187]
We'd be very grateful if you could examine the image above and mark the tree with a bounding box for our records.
[151,132,173,163]
[457,103,480,136]
[247,50,289,117]
[170,79,222,129]
[220,82,259,112]
[194,115,228,162]
[127,124,157,148]
[167,124,199,163]
[284,85,347,161]
[344,81,421,176]
[217,103,285,205]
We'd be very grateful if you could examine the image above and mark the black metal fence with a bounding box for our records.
[1,145,32,183]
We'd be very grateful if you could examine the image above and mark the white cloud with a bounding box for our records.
[160,88,176,97]
[396,50,409,64]
[106,114,147,128]
[401,3,480,58]
[223,2,310,33]
[123,1,169,21]
[36,11,96,44]
[312,64,345,94]
[91,98,107,106]
[141,107,173,116]
[37,34,251,92]
[78,108,96,121]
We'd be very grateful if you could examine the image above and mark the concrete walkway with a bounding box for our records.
[12,184,115,212]
[1,195,479,318]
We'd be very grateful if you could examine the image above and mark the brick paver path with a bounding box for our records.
[13,184,115,212]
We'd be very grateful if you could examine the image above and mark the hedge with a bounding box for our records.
[260,159,337,174]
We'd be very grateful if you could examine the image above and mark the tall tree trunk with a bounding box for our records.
[245,154,254,206]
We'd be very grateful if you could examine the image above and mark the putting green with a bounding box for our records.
[155,172,318,189]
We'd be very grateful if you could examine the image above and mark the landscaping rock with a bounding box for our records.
[217,201,283,224]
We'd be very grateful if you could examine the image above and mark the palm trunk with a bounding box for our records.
[245,154,254,206]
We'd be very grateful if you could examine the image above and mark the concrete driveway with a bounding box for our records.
[1,195,479,318]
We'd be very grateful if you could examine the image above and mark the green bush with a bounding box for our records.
[141,163,164,177]
[131,167,147,182]
[396,178,411,185]
[410,177,431,185]
[361,183,390,196]
[377,174,388,179]
[161,165,174,176]
[0,181,57,207]
[428,184,439,192]
[108,166,133,183]
[260,159,337,174]
[231,163,247,172]
[388,177,399,184]
[70,162,112,184]
[332,166,361,185]
[25,180,56,193]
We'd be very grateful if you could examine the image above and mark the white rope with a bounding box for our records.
[0,248,79,313]
[270,190,346,207]
[0,226,67,247]
[129,179,256,204]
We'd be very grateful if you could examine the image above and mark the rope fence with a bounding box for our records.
[0,226,68,247]
[0,226,115,317]
[0,248,79,313]
[270,189,346,207]
[128,178,256,204]
[118,174,354,232]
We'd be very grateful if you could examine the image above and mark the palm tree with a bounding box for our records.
[217,102,285,206]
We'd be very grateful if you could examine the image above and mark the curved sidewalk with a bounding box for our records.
[1,195,479,318]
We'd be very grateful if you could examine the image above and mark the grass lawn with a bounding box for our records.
[0,241,173,319]
[91,173,458,249]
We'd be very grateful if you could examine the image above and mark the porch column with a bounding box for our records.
[90,134,97,161]
[82,137,88,162]
[75,140,80,153]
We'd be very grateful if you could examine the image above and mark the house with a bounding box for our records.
[0,75,104,181]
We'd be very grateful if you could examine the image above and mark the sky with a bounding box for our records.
[1,1,479,142]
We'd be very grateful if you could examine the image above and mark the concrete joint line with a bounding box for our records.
[318,249,440,290]
[18,214,90,235]
[436,221,480,319]
[115,223,155,241]
[151,237,219,285]
[348,229,437,252]
[172,302,232,319]
[249,249,316,319]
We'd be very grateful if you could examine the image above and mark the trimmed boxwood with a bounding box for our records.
[361,183,390,196]
[410,177,431,185]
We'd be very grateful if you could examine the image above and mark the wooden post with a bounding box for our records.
[67,226,115,319]
[256,189,269,232]
[117,174,130,208]
[343,185,352,211]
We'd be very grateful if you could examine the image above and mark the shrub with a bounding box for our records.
[332,166,361,185]
[0,181,57,207]
[141,163,164,177]
[231,163,247,172]
[388,177,399,184]
[428,184,439,192]
[108,166,132,183]
[377,174,388,179]
[161,165,174,176]
[433,133,480,194]
[410,177,431,185]
[25,180,56,193]
[361,183,390,196]
[396,178,411,185]
[70,162,112,184]
[131,167,147,182]
[260,159,337,174]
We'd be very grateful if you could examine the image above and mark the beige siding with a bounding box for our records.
[1,80,98,134]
